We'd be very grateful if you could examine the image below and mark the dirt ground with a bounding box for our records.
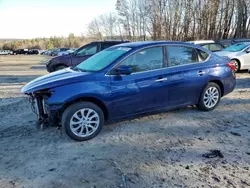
[0,55,250,188]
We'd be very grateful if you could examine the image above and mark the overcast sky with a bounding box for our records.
[0,0,116,39]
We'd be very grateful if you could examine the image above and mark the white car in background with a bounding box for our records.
[0,50,13,55]
[189,40,225,52]
[215,42,250,72]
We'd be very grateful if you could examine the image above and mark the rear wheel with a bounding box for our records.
[197,82,221,111]
[232,59,240,72]
[62,102,104,141]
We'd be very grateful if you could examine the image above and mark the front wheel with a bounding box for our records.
[62,102,104,141]
[197,83,221,111]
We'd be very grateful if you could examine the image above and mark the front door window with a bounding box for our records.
[76,44,97,56]
[119,47,164,73]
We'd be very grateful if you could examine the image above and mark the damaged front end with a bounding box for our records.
[28,90,59,128]
[21,67,87,129]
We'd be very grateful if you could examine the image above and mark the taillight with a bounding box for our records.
[227,61,236,72]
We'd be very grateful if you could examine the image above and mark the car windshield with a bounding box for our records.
[224,43,249,52]
[76,46,131,71]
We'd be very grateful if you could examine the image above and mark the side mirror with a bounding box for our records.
[246,48,250,53]
[116,65,132,75]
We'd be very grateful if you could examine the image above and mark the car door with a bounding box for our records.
[165,45,210,106]
[109,46,169,119]
[239,46,250,69]
[71,43,99,66]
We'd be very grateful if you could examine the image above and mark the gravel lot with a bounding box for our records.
[0,55,250,188]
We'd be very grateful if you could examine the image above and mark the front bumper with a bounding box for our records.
[46,62,53,73]
[30,95,60,126]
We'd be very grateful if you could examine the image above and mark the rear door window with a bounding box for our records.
[167,46,199,67]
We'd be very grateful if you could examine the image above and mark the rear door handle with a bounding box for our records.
[155,78,168,82]
[197,71,205,76]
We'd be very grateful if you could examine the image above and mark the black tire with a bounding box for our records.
[62,102,104,141]
[55,65,67,71]
[196,82,221,111]
[232,59,240,73]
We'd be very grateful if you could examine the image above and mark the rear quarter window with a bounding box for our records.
[196,49,210,61]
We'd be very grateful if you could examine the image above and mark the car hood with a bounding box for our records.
[21,68,91,94]
[215,51,238,58]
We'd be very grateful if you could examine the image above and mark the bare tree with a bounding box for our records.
[87,18,103,39]
[87,0,250,41]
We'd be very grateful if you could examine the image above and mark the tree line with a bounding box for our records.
[88,0,250,41]
[0,34,92,50]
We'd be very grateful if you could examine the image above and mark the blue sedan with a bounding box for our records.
[22,41,236,141]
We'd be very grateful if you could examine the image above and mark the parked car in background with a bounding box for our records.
[39,50,46,54]
[13,49,29,55]
[46,40,129,72]
[22,41,236,141]
[218,38,250,47]
[41,50,46,55]
[189,40,225,52]
[215,42,250,72]
[57,48,76,56]
[50,48,70,56]
[217,39,233,47]
[0,50,13,55]
[28,49,40,55]
[43,50,53,55]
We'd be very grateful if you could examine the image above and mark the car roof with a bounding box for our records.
[115,41,201,49]
[231,42,250,45]
[189,40,215,44]
[93,40,129,43]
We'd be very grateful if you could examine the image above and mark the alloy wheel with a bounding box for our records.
[203,87,219,108]
[70,108,100,137]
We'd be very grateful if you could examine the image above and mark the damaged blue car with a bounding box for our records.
[22,41,236,141]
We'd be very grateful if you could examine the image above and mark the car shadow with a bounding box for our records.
[237,70,249,74]
[235,77,250,89]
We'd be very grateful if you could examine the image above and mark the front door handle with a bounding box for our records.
[197,71,205,76]
[155,78,168,82]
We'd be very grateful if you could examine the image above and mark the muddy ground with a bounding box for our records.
[0,55,250,188]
